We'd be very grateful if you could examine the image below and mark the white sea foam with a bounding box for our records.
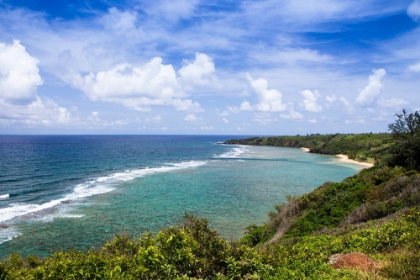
[0,160,206,224]
[0,194,9,200]
[214,146,248,158]
[0,226,21,245]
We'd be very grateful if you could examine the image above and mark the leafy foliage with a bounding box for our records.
[388,109,420,170]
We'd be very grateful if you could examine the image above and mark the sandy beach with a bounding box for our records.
[336,154,374,168]
[300,148,373,168]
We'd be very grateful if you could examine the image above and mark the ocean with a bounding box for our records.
[0,135,363,257]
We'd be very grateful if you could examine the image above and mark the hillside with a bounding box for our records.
[1,171,419,279]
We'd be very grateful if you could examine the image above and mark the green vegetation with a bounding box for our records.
[224,133,393,165]
[2,110,420,279]
[388,109,420,170]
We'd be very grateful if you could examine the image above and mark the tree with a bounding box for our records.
[388,109,420,170]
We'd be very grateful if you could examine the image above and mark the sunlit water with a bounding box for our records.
[0,135,363,257]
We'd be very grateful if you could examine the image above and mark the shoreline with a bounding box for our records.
[336,154,374,168]
[300,147,373,168]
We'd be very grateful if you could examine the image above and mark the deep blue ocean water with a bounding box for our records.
[0,135,363,257]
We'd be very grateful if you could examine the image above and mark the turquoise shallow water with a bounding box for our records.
[0,135,363,257]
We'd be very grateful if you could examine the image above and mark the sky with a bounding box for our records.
[0,0,420,135]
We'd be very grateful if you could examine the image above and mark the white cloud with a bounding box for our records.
[345,119,365,124]
[246,73,288,112]
[339,97,353,114]
[326,94,337,104]
[408,62,420,72]
[356,68,386,106]
[88,111,100,123]
[0,96,73,125]
[407,0,420,20]
[102,8,139,35]
[242,0,407,28]
[145,115,162,123]
[227,106,240,114]
[144,0,198,21]
[253,113,278,124]
[279,0,348,22]
[0,40,76,127]
[184,114,199,121]
[179,53,216,88]
[280,103,303,119]
[250,48,333,65]
[66,56,204,112]
[0,40,43,104]
[240,100,253,111]
[217,109,230,116]
[115,119,130,126]
[377,98,408,108]
[222,118,229,124]
[300,89,322,112]
[200,126,213,130]
[308,119,318,123]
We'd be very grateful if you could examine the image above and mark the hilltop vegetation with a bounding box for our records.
[1,110,420,279]
[224,133,392,165]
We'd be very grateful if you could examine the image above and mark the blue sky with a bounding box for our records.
[0,0,419,135]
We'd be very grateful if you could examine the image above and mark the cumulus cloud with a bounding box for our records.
[66,55,205,112]
[240,100,253,111]
[246,73,288,112]
[356,68,386,106]
[407,0,420,20]
[308,119,318,123]
[300,89,322,112]
[0,40,76,126]
[179,53,216,88]
[0,40,43,104]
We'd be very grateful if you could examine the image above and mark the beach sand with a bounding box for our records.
[336,154,374,168]
[300,148,373,168]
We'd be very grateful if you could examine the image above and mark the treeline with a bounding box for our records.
[224,133,393,165]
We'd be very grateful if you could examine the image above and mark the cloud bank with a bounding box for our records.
[66,53,215,112]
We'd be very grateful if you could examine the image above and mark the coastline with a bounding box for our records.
[300,147,373,168]
[336,154,374,168]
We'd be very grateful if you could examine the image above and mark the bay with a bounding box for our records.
[0,135,362,257]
